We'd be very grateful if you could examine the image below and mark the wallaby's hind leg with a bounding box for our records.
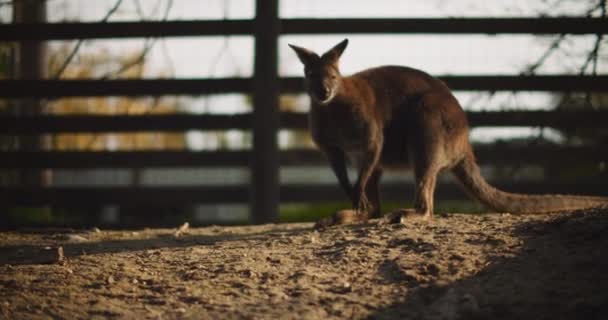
[382,163,440,224]
[413,161,439,219]
[364,168,383,218]
[315,168,383,229]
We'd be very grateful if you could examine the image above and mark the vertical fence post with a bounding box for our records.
[251,0,280,224]
[13,0,52,188]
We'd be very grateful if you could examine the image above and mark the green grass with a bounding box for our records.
[5,206,56,225]
[279,200,485,223]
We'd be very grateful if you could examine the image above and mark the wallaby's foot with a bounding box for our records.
[379,209,432,225]
[314,209,368,229]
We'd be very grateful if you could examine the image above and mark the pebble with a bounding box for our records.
[308,233,319,244]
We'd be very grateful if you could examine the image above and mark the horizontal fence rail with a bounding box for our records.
[2,110,608,133]
[282,18,608,35]
[1,145,606,169]
[2,75,608,98]
[284,76,608,93]
[1,18,607,41]
[2,181,607,206]
[0,114,253,133]
[0,79,250,98]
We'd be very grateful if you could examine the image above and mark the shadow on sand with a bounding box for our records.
[370,207,608,320]
[0,225,313,265]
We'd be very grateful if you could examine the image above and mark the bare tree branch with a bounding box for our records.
[100,0,173,80]
[522,34,566,75]
[498,0,606,176]
[592,0,606,76]
[132,0,145,18]
[577,0,606,107]
[84,0,174,150]
[52,0,124,79]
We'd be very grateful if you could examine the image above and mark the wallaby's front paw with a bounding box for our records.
[314,209,367,229]
[379,209,429,225]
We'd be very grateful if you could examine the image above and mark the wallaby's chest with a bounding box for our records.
[309,103,371,151]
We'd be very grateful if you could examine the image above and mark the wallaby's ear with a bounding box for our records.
[322,38,349,63]
[288,44,319,66]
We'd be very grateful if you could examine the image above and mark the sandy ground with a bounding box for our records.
[1,208,608,320]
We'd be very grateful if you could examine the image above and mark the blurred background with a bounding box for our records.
[0,0,607,228]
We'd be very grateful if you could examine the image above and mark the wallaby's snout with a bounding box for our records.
[319,86,330,101]
[289,39,349,104]
[309,77,333,103]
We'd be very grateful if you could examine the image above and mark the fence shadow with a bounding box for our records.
[369,208,608,320]
[0,224,314,265]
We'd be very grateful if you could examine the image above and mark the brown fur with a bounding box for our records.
[289,39,608,227]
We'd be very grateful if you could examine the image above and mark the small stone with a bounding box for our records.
[403,270,422,282]
[240,269,256,278]
[308,233,318,244]
[450,254,465,261]
[425,263,440,276]
[145,250,159,256]
[266,256,281,264]
[107,276,115,285]
[269,289,289,303]
[329,282,352,294]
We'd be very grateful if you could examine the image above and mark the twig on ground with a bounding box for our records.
[174,222,190,238]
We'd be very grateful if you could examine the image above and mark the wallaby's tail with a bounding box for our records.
[451,152,608,214]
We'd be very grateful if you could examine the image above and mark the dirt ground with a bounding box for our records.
[1,208,608,320]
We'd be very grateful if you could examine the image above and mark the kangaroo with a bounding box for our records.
[288,39,608,228]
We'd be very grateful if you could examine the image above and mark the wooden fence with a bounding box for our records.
[1,1,608,224]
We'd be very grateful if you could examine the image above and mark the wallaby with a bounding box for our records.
[288,39,608,227]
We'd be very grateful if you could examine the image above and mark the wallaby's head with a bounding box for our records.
[288,39,348,104]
